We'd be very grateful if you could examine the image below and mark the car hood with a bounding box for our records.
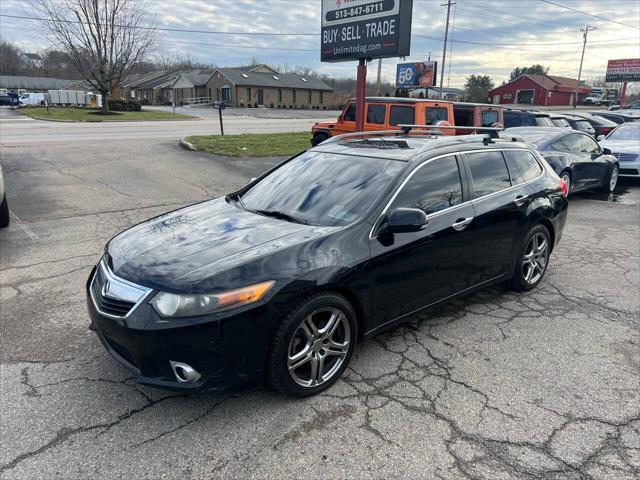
[600,139,640,154]
[107,197,339,291]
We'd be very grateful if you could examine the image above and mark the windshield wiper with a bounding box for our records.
[253,209,310,225]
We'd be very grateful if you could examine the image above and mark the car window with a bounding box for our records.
[366,104,386,124]
[573,120,594,132]
[577,134,601,153]
[466,151,512,197]
[504,150,543,185]
[389,155,463,216]
[534,115,554,127]
[550,137,571,152]
[608,125,640,140]
[343,103,356,122]
[552,118,570,127]
[241,151,404,227]
[482,110,499,127]
[389,105,415,126]
[425,107,448,125]
[504,111,521,128]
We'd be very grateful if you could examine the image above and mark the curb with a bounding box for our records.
[179,138,197,151]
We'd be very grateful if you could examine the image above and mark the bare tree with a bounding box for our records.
[37,0,155,112]
[0,39,24,76]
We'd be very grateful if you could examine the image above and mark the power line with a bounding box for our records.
[540,0,639,30]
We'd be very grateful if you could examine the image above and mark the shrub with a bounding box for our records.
[107,98,142,112]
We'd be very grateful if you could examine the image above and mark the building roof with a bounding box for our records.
[0,75,79,90]
[490,74,590,94]
[21,53,42,61]
[181,72,212,87]
[215,67,333,91]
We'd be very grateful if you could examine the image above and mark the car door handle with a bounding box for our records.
[514,195,528,206]
[451,217,474,231]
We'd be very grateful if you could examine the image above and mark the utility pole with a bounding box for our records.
[439,0,455,99]
[376,58,382,96]
[573,25,597,108]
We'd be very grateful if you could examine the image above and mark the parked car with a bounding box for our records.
[548,113,572,128]
[558,111,617,138]
[18,92,46,106]
[590,110,640,124]
[503,108,554,128]
[504,127,619,195]
[556,113,596,136]
[583,94,605,106]
[87,132,568,397]
[452,102,503,134]
[0,163,9,228]
[311,97,455,145]
[609,100,640,111]
[599,122,640,178]
[0,93,18,108]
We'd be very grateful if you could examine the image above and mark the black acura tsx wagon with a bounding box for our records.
[87,131,568,397]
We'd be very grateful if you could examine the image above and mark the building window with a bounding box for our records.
[221,87,231,101]
[292,90,296,103]
[308,90,312,103]
[277,89,282,103]
[320,91,323,104]
[246,87,251,101]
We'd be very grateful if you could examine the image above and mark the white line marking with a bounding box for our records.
[8,211,40,241]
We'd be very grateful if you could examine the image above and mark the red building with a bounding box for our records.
[487,74,591,106]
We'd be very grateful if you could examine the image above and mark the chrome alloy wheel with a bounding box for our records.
[287,307,351,388]
[522,232,549,285]
[609,166,618,191]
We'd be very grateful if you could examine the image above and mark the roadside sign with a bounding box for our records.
[320,0,413,62]
[605,59,640,83]
[396,61,437,87]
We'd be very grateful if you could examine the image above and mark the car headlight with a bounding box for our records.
[151,280,275,318]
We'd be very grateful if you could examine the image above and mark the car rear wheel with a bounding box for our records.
[311,133,329,146]
[509,224,551,291]
[0,193,9,228]
[266,292,356,397]
[600,165,618,192]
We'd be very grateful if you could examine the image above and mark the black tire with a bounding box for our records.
[599,164,619,193]
[560,170,571,195]
[0,193,9,228]
[509,224,551,291]
[311,133,329,146]
[265,291,357,397]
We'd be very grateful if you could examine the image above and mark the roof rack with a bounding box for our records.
[322,130,407,145]
[398,124,504,138]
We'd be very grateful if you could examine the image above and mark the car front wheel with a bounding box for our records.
[266,292,356,397]
[509,224,551,291]
[600,165,618,193]
[0,193,9,228]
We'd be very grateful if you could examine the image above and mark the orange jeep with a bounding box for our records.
[452,102,504,135]
[311,97,455,145]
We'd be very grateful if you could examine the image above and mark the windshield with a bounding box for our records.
[534,115,554,127]
[574,120,594,132]
[607,125,640,141]
[552,118,570,128]
[240,151,404,226]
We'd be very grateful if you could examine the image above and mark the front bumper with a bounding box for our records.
[86,268,282,394]
[618,161,640,177]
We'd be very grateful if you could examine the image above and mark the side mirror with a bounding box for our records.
[602,147,612,155]
[337,114,343,122]
[384,208,428,234]
[597,134,605,141]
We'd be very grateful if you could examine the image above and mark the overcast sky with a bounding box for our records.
[1,0,638,87]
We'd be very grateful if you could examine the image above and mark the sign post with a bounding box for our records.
[213,101,225,136]
[605,58,640,108]
[320,0,413,132]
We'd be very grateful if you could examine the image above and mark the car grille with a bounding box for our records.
[620,168,639,176]
[613,153,638,162]
[90,258,151,318]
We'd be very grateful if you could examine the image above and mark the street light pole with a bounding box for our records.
[439,0,455,99]
[573,25,597,108]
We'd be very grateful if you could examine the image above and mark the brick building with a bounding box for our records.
[488,74,591,106]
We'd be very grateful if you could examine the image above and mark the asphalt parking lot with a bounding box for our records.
[1,135,639,479]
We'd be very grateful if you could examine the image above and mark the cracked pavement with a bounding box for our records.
[1,136,639,479]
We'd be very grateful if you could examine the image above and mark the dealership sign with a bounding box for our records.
[396,61,437,87]
[605,58,640,82]
[321,0,413,62]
